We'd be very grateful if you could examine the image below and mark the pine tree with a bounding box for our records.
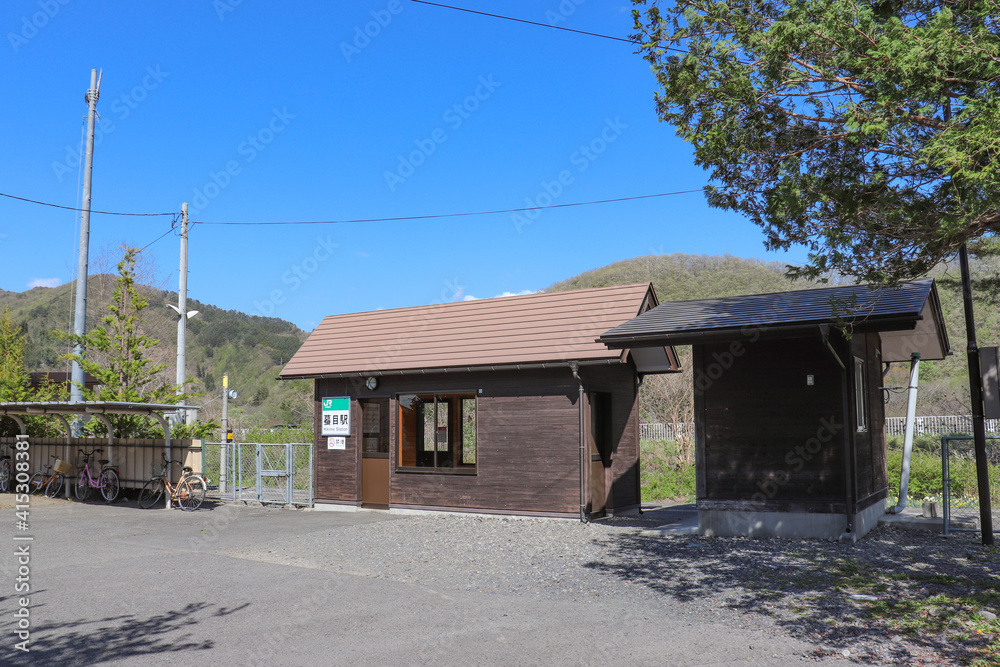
[65,246,181,437]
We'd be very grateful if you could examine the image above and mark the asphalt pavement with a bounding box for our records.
[0,496,842,666]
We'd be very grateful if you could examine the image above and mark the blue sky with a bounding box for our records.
[0,0,807,331]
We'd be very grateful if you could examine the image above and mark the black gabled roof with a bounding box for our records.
[600,278,946,349]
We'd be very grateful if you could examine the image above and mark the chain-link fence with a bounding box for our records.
[941,436,1000,537]
[202,442,312,507]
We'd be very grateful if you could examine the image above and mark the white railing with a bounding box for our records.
[640,422,694,441]
[642,416,1000,441]
[885,415,1000,437]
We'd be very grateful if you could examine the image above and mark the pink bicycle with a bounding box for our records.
[74,448,120,503]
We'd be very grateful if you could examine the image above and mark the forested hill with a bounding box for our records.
[548,253,823,301]
[549,252,1000,417]
[0,275,311,428]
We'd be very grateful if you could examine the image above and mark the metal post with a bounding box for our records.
[942,437,951,536]
[175,203,189,423]
[221,374,229,493]
[959,244,995,546]
[70,69,101,430]
[891,353,921,513]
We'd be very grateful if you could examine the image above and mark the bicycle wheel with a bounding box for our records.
[100,469,120,503]
[138,478,164,509]
[176,475,206,511]
[0,459,10,493]
[75,470,91,501]
[28,471,46,494]
[44,473,64,498]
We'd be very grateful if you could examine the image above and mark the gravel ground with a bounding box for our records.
[221,506,1000,666]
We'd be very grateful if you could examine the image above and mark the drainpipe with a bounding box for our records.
[570,361,587,523]
[821,326,855,537]
[889,352,921,513]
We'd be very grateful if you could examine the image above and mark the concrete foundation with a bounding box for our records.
[699,499,887,541]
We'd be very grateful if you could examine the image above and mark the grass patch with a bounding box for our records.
[809,556,1000,664]
[640,439,695,501]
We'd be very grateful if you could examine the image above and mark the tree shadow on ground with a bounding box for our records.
[584,527,999,664]
[2,596,250,666]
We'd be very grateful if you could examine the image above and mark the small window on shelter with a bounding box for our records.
[854,357,868,433]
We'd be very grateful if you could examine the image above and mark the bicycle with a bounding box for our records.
[138,454,207,511]
[0,442,12,493]
[74,448,120,503]
[28,455,71,498]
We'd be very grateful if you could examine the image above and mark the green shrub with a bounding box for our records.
[640,439,696,501]
[887,447,1000,504]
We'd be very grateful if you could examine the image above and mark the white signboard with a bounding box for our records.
[327,437,346,450]
[321,397,350,436]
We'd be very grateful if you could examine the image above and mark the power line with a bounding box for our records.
[0,191,177,217]
[140,221,178,251]
[191,190,703,226]
[410,0,635,44]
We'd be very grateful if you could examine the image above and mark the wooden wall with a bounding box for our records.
[312,364,640,515]
[695,336,848,511]
[694,331,890,514]
[851,332,889,509]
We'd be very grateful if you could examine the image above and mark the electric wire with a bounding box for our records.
[189,190,703,226]
[139,220,179,251]
[410,0,635,44]
[0,188,704,227]
[0,191,177,216]
[408,0,685,53]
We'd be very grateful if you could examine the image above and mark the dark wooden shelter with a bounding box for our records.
[600,279,950,540]
[281,284,680,519]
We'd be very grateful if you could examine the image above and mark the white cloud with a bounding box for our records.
[461,289,536,302]
[28,278,61,288]
[495,290,535,298]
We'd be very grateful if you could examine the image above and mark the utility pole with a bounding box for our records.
[959,244,995,546]
[169,203,198,425]
[70,68,101,425]
[220,374,234,493]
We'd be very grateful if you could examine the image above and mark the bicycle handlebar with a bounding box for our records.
[159,453,186,469]
[78,448,103,458]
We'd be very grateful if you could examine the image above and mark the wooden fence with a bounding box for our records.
[0,437,203,491]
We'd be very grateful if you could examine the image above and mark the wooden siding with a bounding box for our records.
[851,332,888,508]
[580,365,640,512]
[311,365,640,515]
[697,337,847,505]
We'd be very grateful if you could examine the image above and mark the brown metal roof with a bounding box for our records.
[280,283,672,378]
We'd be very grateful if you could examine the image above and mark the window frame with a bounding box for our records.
[395,391,478,475]
[853,356,868,433]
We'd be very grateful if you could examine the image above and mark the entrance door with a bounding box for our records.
[360,398,390,508]
[589,392,612,518]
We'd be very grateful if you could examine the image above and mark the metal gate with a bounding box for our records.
[941,435,999,537]
[202,442,313,507]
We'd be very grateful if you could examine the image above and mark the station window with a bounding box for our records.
[397,394,477,472]
[854,357,868,433]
